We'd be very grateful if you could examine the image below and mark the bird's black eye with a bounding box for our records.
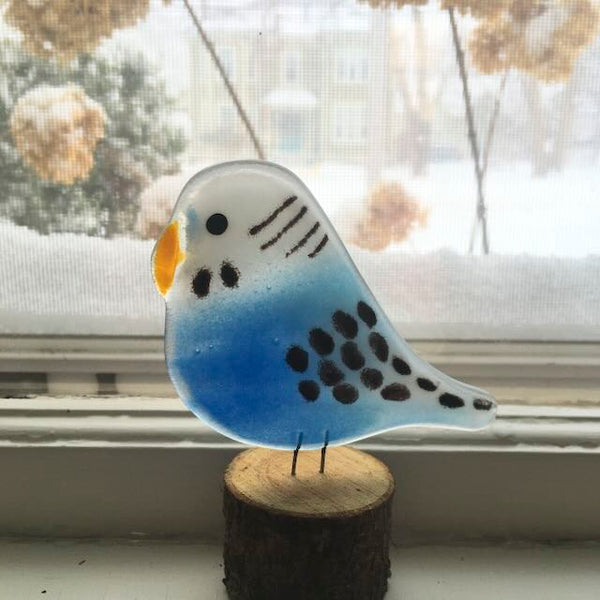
[206,213,228,235]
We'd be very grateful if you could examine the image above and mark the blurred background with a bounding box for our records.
[0,0,598,340]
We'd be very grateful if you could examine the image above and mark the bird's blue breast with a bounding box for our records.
[166,255,380,449]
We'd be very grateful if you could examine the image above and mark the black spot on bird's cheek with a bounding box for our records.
[192,268,211,298]
[369,332,389,362]
[357,301,377,328]
[439,393,465,409]
[340,341,365,370]
[360,368,383,390]
[318,360,344,386]
[299,380,320,402]
[392,357,411,376]
[220,261,240,288]
[206,213,228,235]
[286,346,308,372]
[333,383,359,404]
[381,383,411,402]
[417,377,437,392]
[473,398,494,411]
[332,311,358,339]
[309,328,335,355]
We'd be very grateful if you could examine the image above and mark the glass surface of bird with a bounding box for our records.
[152,161,496,450]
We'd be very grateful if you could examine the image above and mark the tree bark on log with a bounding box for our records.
[223,446,395,600]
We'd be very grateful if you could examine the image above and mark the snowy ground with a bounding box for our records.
[301,161,600,258]
[137,160,600,258]
[2,162,599,341]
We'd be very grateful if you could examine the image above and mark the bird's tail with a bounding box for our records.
[416,357,497,430]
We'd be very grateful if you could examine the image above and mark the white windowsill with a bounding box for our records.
[2,396,600,452]
[2,396,600,543]
[2,539,600,600]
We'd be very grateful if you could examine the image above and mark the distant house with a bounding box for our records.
[188,1,391,166]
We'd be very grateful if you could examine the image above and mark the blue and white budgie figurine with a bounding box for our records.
[152,161,496,473]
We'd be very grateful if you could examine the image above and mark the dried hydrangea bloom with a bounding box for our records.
[3,0,152,61]
[353,182,428,251]
[441,0,511,19]
[10,85,106,185]
[469,16,519,73]
[470,0,599,82]
[358,0,427,8]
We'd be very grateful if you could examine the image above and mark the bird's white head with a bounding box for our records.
[152,160,337,303]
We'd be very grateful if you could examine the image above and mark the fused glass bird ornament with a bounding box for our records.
[152,161,496,457]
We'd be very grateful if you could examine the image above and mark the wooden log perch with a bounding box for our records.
[223,446,395,600]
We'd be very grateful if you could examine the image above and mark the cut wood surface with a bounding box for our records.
[224,446,394,518]
[223,446,395,600]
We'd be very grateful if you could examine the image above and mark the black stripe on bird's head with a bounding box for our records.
[152,160,342,303]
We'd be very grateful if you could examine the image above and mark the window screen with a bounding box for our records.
[0,0,598,340]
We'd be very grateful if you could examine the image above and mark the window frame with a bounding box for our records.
[335,47,368,84]
[1,335,597,402]
[281,49,302,85]
[1,335,599,543]
[2,390,600,542]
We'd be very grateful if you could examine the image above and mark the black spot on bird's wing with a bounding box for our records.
[309,328,334,355]
[357,301,377,328]
[392,357,411,376]
[417,377,437,391]
[249,196,297,236]
[286,346,308,373]
[220,261,240,288]
[299,380,320,402]
[192,268,211,298]
[360,368,383,390]
[319,360,344,386]
[332,311,358,339]
[369,332,389,362]
[381,383,411,402]
[333,383,358,404]
[340,341,365,370]
[439,393,465,409]
[473,398,494,411]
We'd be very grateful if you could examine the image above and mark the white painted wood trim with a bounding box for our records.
[1,397,600,542]
[2,337,599,403]
[3,336,599,372]
[3,540,600,600]
[1,337,599,542]
[2,397,600,452]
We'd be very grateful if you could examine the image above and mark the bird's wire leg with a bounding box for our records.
[319,430,330,474]
[291,432,303,477]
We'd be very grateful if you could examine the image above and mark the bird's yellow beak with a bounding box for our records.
[152,221,185,297]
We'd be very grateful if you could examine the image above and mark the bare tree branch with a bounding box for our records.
[448,7,489,255]
[182,0,266,160]
[469,70,508,252]
[482,70,508,179]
